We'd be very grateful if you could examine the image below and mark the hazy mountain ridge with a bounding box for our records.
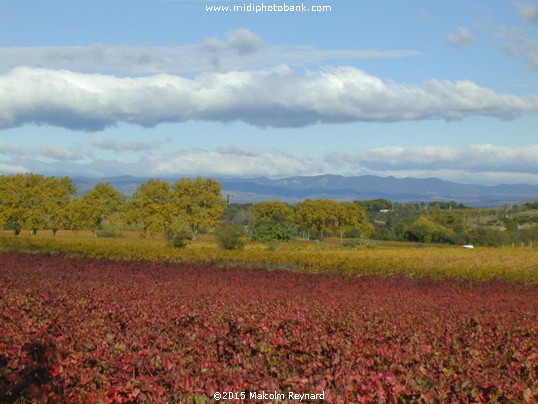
[71,174,538,207]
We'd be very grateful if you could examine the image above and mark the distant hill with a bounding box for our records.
[72,174,538,207]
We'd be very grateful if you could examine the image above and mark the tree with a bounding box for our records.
[171,178,225,240]
[252,222,294,243]
[369,203,422,241]
[294,199,339,242]
[355,199,393,213]
[215,225,246,250]
[0,174,29,235]
[229,203,256,234]
[335,202,374,240]
[429,211,466,243]
[252,201,295,242]
[405,216,455,244]
[0,174,76,235]
[42,177,77,235]
[466,227,510,247]
[125,179,172,237]
[253,201,294,225]
[68,183,125,235]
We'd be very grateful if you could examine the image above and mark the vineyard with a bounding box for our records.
[1,234,537,282]
[1,252,537,402]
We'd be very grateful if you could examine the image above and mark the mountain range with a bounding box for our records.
[72,174,538,207]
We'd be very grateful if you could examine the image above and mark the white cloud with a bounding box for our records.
[1,66,537,131]
[501,28,538,71]
[0,29,419,74]
[0,142,90,161]
[37,145,90,161]
[204,29,266,56]
[325,144,538,174]
[91,136,171,152]
[516,2,538,24]
[0,142,28,157]
[151,147,316,177]
[5,144,538,185]
[0,162,29,174]
[216,144,261,157]
[446,28,477,48]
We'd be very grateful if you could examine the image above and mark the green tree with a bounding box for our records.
[466,227,510,247]
[229,203,255,234]
[252,201,295,242]
[252,222,294,243]
[125,179,172,237]
[369,203,422,241]
[171,177,225,240]
[215,225,246,250]
[355,199,393,213]
[405,216,455,244]
[429,211,466,243]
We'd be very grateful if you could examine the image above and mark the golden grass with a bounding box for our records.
[0,233,536,283]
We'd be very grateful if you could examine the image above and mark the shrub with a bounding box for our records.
[466,227,510,247]
[164,227,191,249]
[342,238,360,249]
[405,216,456,244]
[252,222,293,243]
[215,225,245,250]
[95,229,125,238]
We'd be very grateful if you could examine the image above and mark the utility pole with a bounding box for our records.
[226,194,232,225]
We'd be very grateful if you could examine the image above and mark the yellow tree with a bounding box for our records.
[0,174,74,235]
[171,177,225,240]
[335,202,374,241]
[125,179,172,237]
[294,199,373,242]
[294,199,338,241]
[0,174,28,235]
[42,176,77,235]
[67,183,125,235]
[253,201,294,225]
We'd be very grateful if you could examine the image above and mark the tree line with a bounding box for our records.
[0,174,373,243]
[2,174,537,246]
[357,198,538,247]
[0,174,224,239]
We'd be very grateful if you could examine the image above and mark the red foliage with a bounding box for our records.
[1,252,537,402]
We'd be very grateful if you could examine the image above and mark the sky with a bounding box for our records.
[0,0,537,185]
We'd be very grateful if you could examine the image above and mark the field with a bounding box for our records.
[1,249,537,403]
[1,233,537,283]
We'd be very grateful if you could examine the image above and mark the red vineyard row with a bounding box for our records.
[1,252,537,402]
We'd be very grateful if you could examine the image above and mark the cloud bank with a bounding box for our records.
[1,66,537,131]
[325,145,538,174]
[2,143,538,185]
[91,135,172,152]
[0,29,419,74]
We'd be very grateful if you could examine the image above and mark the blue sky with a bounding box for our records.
[0,0,537,184]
